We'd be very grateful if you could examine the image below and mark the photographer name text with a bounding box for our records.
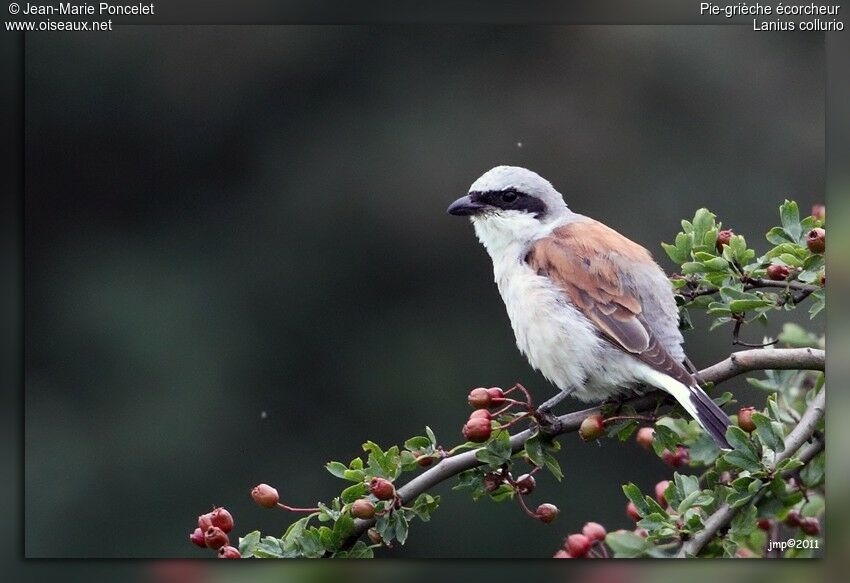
[17,2,154,16]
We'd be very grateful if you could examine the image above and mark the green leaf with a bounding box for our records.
[298,528,326,558]
[605,530,650,558]
[809,290,825,318]
[622,483,649,517]
[333,540,374,558]
[404,436,431,451]
[778,323,819,348]
[726,425,759,458]
[411,493,440,521]
[523,433,545,468]
[702,257,729,272]
[341,482,368,504]
[800,451,824,487]
[780,200,802,242]
[730,505,758,539]
[651,424,681,456]
[474,432,512,468]
[662,242,686,264]
[766,226,794,245]
[637,512,672,532]
[724,450,762,473]
[425,426,438,447]
[317,501,340,522]
[775,457,803,474]
[751,411,784,453]
[326,461,349,479]
[729,298,773,312]
[343,469,366,482]
[252,536,285,558]
[238,530,261,557]
[543,451,564,481]
[682,261,708,275]
[678,490,714,513]
[395,513,410,545]
[333,513,355,543]
[692,208,716,239]
[488,483,515,502]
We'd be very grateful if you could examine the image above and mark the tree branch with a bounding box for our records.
[698,347,824,385]
[680,278,820,302]
[678,387,825,557]
[344,348,825,546]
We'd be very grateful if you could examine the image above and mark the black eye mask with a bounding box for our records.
[469,189,548,219]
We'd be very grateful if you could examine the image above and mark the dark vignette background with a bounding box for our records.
[24,25,823,558]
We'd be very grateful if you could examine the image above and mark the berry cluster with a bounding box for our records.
[463,385,570,522]
[553,522,608,558]
[188,507,240,559]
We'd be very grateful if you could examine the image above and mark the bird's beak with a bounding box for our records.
[447,194,484,216]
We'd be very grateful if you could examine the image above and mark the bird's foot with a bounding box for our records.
[534,391,571,435]
[534,407,562,436]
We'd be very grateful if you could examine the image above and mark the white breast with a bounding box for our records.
[492,254,605,400]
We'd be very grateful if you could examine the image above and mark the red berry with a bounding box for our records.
[209,507,234,533]
[468,409,492,421]
[579,414,605,441]
[785,509,802,527]
[566,533,591,557]
[626,501,641,521]
[811,204,825,222]
[757,518,771,531]
[350,499,376,519]
[636,427,655,450]
[467,387,491,409]
[662,446,690,468]
[462,416,492,442]
[806,228,825,253]
[800,517,820,536]
[218,545,241,559]
[535,503,559,523]
[367,528,383,544]
[738,407,756,433]
[197,512,214,531]
[655,481,670,506]
[553,549,572,558]
[716,229,734,250]
[369,477,395,501]
[515,474,536,495]
[483,472,504,493]
[634,527,649,538]
[486,387,506,406]
[189,527,206,548]
[582,521,607,542]
[766,263,790,281]
[204,526,229,550]
[413,452,433,467]
[251,483,279,508]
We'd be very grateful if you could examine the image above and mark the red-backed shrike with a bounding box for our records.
[448,166,731,449]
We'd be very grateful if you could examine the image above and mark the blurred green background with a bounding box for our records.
[24,26,824,558]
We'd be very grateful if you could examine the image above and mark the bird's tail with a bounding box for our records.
[642,369,731,450]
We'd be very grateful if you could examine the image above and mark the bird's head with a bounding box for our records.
[447,166,571,254]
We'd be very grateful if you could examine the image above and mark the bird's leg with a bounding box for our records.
[536,389,572,415]
[534,389,572,435]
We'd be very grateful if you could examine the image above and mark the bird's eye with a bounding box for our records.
[501,191,518,204]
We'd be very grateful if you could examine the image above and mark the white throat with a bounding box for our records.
[471,207,576,261]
